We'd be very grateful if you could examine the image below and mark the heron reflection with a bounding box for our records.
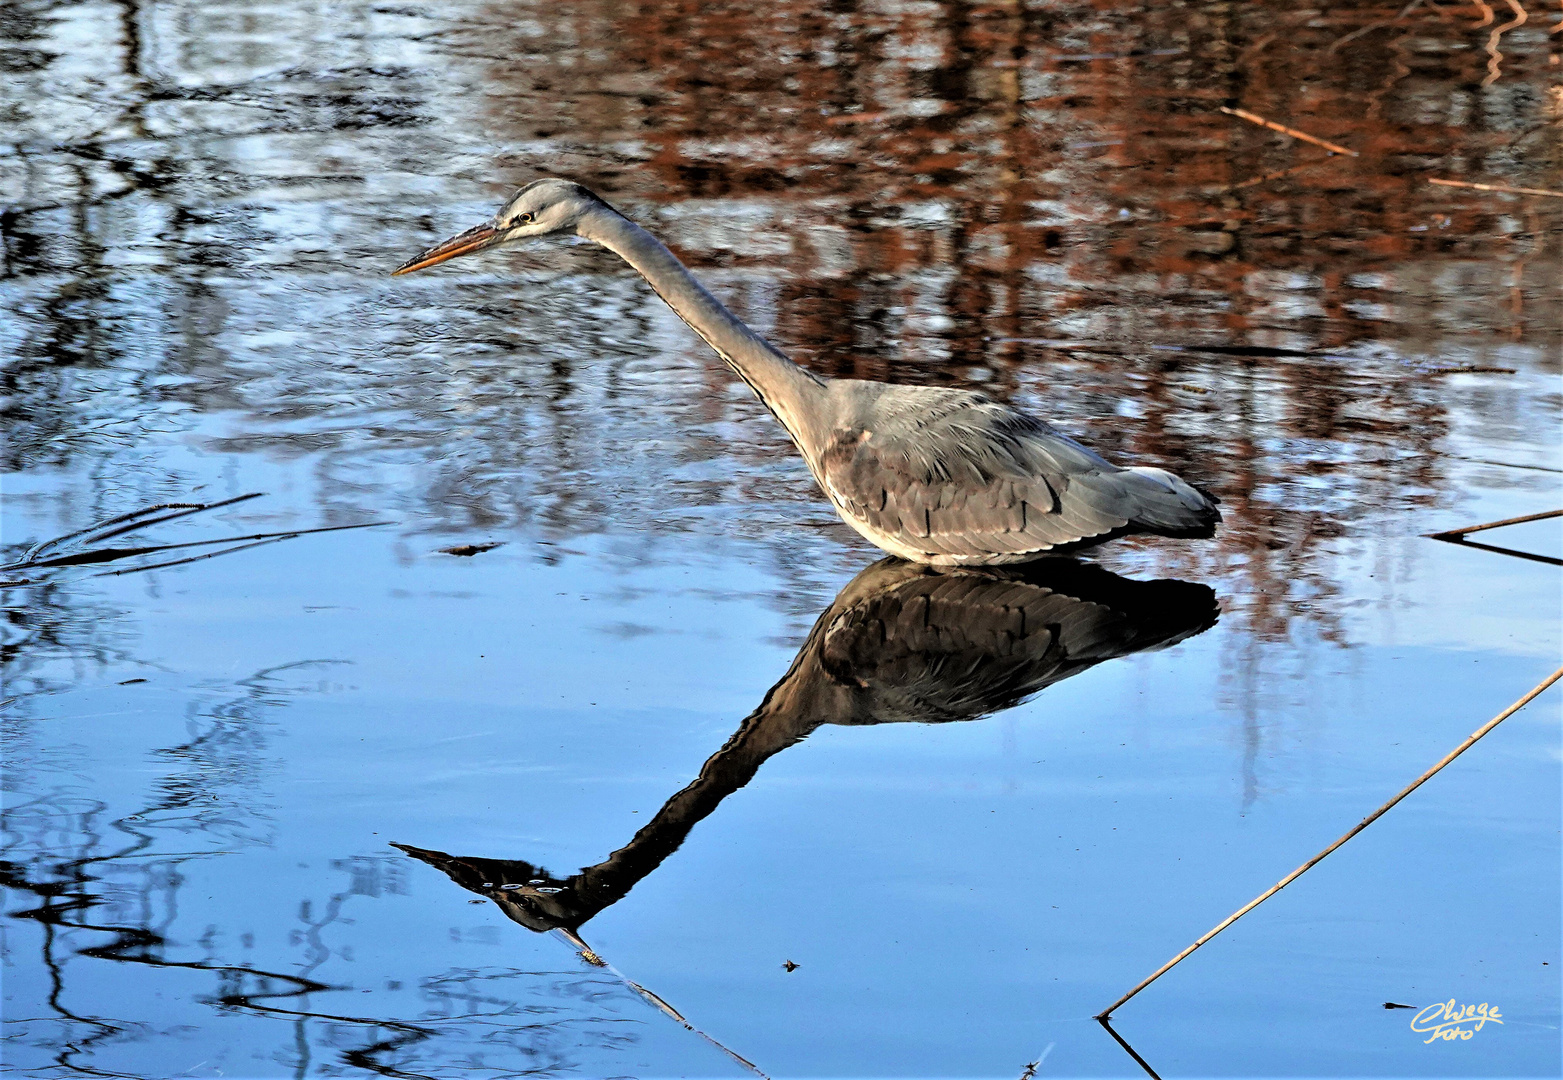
[396,557,1216,938]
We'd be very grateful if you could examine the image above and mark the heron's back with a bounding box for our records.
[806,381,1219,566]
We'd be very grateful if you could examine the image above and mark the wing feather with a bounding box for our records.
[816,386,1217,564]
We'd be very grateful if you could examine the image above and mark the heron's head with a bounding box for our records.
[392,178,607,275]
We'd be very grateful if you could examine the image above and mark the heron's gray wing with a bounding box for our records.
[818,389,1153,560]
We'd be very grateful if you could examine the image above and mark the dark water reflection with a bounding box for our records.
[396,559,1217,939]
[2,0,1560,1077]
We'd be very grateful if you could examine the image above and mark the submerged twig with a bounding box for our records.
[1096,1017,1162,1079]
[10,521,391,573]
[1426,508,1563,564]
[96,536,298,576]
[1219,106,1359,156]
[1431,537,1563,565]
[20,492,264,565]
[549,928,769,1078]
[1428,177,1563,198]
[1096,665,1563,1019]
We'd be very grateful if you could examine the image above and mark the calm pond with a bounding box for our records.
[2,1,1560,1077]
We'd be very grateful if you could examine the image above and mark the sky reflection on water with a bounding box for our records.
[2,0,1560,1077]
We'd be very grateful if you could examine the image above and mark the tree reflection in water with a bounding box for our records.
[2,0,1556,1074]
[1,0,1555,650]
[2,661,643,1079]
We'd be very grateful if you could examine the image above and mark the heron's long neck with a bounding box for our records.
[578,208,825,442]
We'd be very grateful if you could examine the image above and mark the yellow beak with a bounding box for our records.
[392,222,502,275]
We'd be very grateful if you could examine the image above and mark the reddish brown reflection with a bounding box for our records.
[470,0,1558,364]
[442,0,1559,646]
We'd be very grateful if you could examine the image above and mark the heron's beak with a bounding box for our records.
[392,222,503,275]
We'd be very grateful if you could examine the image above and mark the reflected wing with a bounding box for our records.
[818,559,1218,723]
[819,387,1217,561]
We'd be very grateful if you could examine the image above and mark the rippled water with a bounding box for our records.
[3,2,1560,1077]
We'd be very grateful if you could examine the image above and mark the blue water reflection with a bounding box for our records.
[3,0,1560,1076]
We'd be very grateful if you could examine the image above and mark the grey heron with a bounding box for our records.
[394,179,1221,565]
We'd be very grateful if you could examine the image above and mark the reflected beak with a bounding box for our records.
[392,222,503,275]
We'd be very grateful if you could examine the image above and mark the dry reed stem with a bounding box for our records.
[1425,507,1563,538]
[1219,106,1359,156]
[1096,664,1563,1019]
[1224,161,1326,192]
[1429,177,1563,197]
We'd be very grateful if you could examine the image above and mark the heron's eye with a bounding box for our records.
[514,212,534,226]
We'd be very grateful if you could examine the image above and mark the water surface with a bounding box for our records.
[2,1,1560,1077]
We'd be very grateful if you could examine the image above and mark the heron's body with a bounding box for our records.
[395,179,1221,565]
[799,381,1217,565]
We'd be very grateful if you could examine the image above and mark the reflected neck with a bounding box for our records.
[577,206,825,445]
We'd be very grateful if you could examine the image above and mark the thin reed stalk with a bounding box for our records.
[1097,665,1563,1019]
[1218,106,1359,156]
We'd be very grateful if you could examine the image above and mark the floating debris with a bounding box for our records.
[439,542,503,557]
[1421,364,1517,375]
[1428,177,1563,199]
[1219,105,1358,157]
